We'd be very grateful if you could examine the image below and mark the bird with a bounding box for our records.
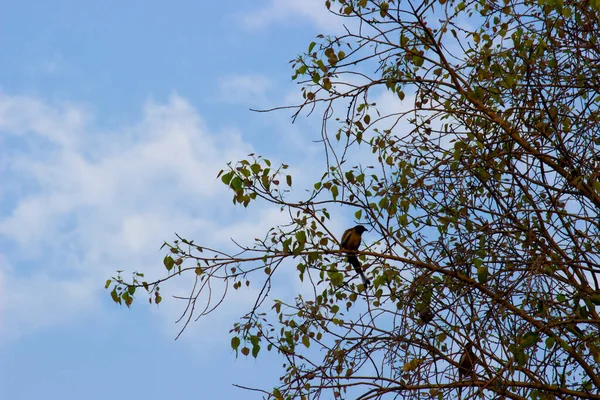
[458,341,476,398]
[418,305,435,324]
[340,225,369,287]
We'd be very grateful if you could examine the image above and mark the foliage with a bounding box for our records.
[108,0,600,398]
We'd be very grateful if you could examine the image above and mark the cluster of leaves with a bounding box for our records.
[108,0,600,399]
[106,271,161,307]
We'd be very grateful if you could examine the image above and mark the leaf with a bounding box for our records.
[124,293,133,307]
[520,332,540,348]
[413,55,424,67]
[221,171,233,185]
[231,176,243,191]
[252,344,261,358]
[329,270,344,287]
[104,279,111,289]
[331,185,339,200]
[231,336,241,351]
[379,2,389,17]
[164,255,175,271]
[302,335,310,348]
[286,175,292,187]
[250,163,261,175]
[296,230,307,244]
[477,265,488,283]
[110,289,120,304]
[402,358,421,371]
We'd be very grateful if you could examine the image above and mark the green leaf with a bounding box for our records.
[520,332,540,348]
[250,163,261,175]
[252,344,261,358]
[123,292,133,307]
[329,270,344,286]
[331,185,339,200]
[286,175,292,187]
[104,279,111,289]
[302,335,310,348]
[164,255,175,271]
[110,289,120,304]
[379,2,389,17]
[231,176,243,191]
[308,41,316,53]
[221,171,233,185]
[413,55,424,67]
[296,230,307,244]
[231,336,241,351]
[477,265,488,283]
[400,34,409,47]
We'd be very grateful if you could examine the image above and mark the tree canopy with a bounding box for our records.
[107,0,600,398]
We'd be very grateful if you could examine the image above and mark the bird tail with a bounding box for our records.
[348,256,370,287]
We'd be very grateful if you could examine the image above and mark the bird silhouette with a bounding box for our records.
[340,225,369,287]
[458,341,476,398]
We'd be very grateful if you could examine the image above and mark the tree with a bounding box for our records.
[107,0,600,398]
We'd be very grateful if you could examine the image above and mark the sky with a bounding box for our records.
[0,1,357,398]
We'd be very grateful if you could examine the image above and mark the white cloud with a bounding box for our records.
[240,0,339,31]
[218,74,272,104]
[0,85,372,346]
[0,92,282,342]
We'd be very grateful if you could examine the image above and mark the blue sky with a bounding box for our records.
[0,1,343,398]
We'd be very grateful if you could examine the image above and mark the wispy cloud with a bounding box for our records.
[239,0,339,31]
[0,93,278,342]
[218,74,272,104]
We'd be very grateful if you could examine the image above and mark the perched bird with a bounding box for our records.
[458,341,476,377]
[418,305,435,324]
[458,341,476,398]
[340,225,369,287]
